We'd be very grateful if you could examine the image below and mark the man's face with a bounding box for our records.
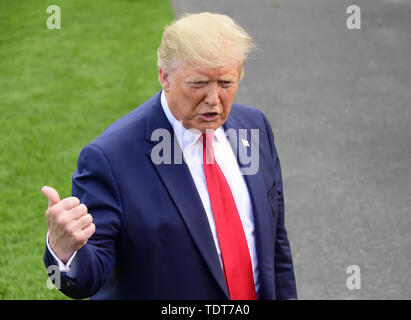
[159,62,240,133]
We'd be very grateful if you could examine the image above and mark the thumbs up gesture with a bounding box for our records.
[41,186,95,264]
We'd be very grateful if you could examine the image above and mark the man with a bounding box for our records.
[42,12,297,300]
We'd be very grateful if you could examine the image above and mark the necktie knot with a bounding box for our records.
[202,132,215,165]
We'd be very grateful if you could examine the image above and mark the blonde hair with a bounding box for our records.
[157,12,255,79]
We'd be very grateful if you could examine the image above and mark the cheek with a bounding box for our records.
[186,92,205,106]
[221,92,236,114]
[180,93,204,119]
[222,104,233,118]
[180,85,199,99]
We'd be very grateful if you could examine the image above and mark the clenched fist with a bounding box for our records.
[42,186,95,264]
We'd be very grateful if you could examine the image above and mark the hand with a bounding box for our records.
[41,186,95,264]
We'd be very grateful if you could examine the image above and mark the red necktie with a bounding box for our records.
[202,132,257,300]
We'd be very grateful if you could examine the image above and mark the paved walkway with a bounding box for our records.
[170,0,411,299]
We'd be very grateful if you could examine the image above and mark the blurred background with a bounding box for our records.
[0,0,410,299]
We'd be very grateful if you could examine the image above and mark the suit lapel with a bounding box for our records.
[224,115,275,300]
[145,96,229,298]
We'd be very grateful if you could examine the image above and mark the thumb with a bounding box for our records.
[41,186,61,208]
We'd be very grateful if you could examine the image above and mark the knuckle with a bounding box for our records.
[56,214,68,226]
[70,197,80,205]
[72,232,84,245]
[50,206,63,218]
[72,204,86,216]
[84,224,94,238]
[85,229,94,239]
[62,197,79,209]
[79,203,88,213]
[65,222,75,234]
[49,207,57,216]
[80,213,92,225]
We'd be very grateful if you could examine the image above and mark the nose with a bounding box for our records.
[204,82,219,106]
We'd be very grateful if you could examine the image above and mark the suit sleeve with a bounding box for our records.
[262,114,298,300]
[43,143,123,299]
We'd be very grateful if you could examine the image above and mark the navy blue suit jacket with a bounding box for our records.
[44,91,297,299]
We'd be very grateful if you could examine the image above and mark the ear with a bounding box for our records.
[158,67,170,92]
[237,63,244,81]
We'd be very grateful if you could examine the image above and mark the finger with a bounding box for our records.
[74,213,93,230]
[67,203,88,220]
[41,186,60,208]
[58,197,81,211]
[81,223,96,240]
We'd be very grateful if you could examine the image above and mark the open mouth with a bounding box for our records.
[200,112,219,121]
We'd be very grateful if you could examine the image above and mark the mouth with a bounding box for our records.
[199,112,219,121]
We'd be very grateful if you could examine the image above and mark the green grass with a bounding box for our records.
[0,0,173,299]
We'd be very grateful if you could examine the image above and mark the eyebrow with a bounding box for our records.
[187,77,236,83]
[188,79,208,83]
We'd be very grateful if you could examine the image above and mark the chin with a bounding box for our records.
[199,122,221,133]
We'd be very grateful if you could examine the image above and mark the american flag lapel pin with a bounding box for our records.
[241,139,250,148]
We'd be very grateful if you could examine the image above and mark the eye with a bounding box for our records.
[189,81,208,88]
[219,80,234,88]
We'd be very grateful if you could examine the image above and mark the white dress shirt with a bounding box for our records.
[47,90,260,294]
